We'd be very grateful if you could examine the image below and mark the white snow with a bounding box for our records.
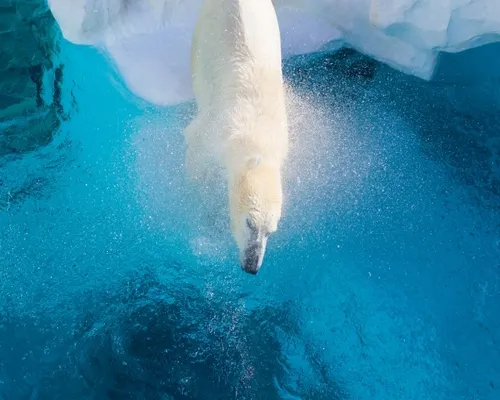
[48,0,500,105]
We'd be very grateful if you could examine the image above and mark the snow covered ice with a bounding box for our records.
[48,0,500,105]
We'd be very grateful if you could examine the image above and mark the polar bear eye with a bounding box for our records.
[246,217,257,233]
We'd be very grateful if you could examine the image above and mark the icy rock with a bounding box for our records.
[47,0,500,105]
[0,0,68,155]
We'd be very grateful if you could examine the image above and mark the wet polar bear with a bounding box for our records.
[184,0,288,274]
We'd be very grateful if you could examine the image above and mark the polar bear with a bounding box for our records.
[184,0,288,274]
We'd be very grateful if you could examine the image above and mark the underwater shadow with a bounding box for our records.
[0,268,347,400]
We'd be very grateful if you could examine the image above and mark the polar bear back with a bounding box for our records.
[191,0,283,111]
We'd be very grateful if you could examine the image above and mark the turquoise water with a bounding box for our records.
[1,39,499,399]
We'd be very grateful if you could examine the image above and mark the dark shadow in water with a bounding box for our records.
[0,268,347,399]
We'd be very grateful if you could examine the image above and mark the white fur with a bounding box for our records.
[184,0,288,272]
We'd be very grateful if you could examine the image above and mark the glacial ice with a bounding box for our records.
[47,0,500,105]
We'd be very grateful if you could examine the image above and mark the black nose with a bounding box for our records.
[242,265,259,275]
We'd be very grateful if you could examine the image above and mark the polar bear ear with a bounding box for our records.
[246,155,262,170]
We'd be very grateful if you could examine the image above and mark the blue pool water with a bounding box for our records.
[1,38,499,399]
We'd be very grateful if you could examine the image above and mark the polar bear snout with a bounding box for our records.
[240,236,268,275]
[238,215,269,275]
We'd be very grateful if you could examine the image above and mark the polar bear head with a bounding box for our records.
[228,157,283,275]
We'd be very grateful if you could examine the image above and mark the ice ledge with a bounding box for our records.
[48,0,500,105]
[368,0,500,77]
[279,0,500,79]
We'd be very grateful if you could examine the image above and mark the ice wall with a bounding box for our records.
[47,0,500,105]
